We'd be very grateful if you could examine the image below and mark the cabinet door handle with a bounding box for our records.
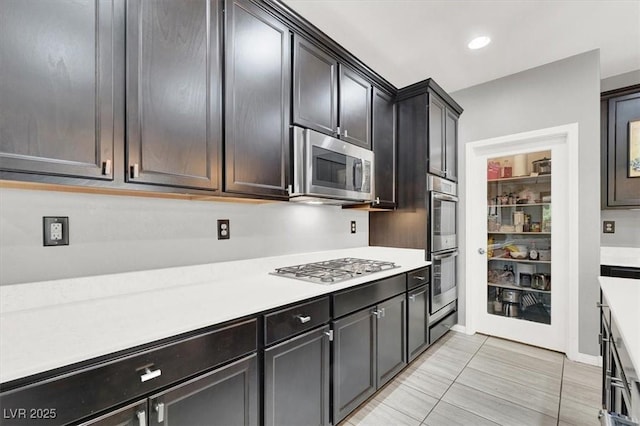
[380,308,385,318]
[136,410,147,426]
[296,315,311,324]
[375,197,380,205]
[324,330,334,341]
[131,163,140,178]
[102,160,112,176]
[140,367,162,382]
[409,295,416,302]
[154,402,165,423]
[372,309,382,318]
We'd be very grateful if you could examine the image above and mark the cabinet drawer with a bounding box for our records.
[333,274,405,318]
[0,319,257,426]
[429,310,457,344]
[265,297,330,345]
[407,267,430,290]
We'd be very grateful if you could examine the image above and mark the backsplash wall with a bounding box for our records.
[0,188,368,285]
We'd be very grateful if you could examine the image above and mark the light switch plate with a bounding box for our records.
[43,217,69,246]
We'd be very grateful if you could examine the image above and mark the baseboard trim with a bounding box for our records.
[450,324,468,334]
[568,352,602,367]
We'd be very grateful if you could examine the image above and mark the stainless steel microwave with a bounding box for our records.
[290,126,374,204]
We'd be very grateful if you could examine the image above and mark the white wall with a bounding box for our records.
[451,50,601,356]
[0,188,368,285]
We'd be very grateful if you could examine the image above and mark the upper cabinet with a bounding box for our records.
[126,0,222,191]
[224,0,290,198]
[372,88,396,207]
[292,35,372,149]
[602,87,640,208]
[0,0,116,180]
[428,92,459,181]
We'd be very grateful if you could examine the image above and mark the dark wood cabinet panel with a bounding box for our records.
[339,65,372,148]
[407,284,429,361]
[604,91,640,207]
[372,88,396,207]
[0,0,115,180]
[445,108,458,182]
[150,354,258,426]
[332,308,377,424]
[264,326,330,426]
[126,0,222,190]
[428,94,445,178]
[293,35,338,136]
[376,294,406,387]
[225,0,290,197]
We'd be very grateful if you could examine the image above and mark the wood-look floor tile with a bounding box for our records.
[467,353,561,396]
[422,401,500,426]
[441,383,557,426]
[477,344,563,378]
[423,344,476,364]
[414,353,467,381]
[456,367,560,418]
[346,397,422,426]
[561,379,602,408]
[558,395,601,426]
[428,332,486,355]
[396,364,453,399]
[562,359,601,390]
[485,336,564,365]
[373,380,438,421]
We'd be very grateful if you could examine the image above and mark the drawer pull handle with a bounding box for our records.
[155,402,165,423]
[413,276,425,280]
[297,315,311,323]
[140,367,162,382]
[136,410,146,426]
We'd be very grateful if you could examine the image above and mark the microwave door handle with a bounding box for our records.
[353,160,363,190]
[432,250,459,260]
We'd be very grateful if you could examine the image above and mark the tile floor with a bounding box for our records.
[339,331,602,426]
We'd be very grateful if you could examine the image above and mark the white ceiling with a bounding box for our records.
[282,0,640,93]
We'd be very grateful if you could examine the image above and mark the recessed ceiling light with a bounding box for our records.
[468,36,491,50]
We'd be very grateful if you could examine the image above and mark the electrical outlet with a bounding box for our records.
[218,219,230,240]
[350,221,356,234]
[43,217,69,246]
[603,220,615,234]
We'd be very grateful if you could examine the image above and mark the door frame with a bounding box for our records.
[464,123,580,359]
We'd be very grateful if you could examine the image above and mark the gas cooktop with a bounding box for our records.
[271,257,399,284]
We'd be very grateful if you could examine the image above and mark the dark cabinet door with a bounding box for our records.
[606,92,640,207]
[264,326,330,426]
[428,94,446,178]
[225,0,290,198]
[150,354,258,426]
[444,108,458,182]
[0,0,115,180]
[79,400,147,426]
[339,65,372,149]
[292,35,338,136]
[372,88,396,207]
[332,308,377,424]
[126,0,222,190]
[407,285,429,361]
[376,294,407,387]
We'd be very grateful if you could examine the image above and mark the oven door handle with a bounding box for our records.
[432,192,458,202]
[432,250,459,261]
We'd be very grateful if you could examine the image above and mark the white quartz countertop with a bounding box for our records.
[599,276,640,379]
[601,246,640,268]
[0,246,429,383]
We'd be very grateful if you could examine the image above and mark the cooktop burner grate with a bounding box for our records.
[271,257,399,284]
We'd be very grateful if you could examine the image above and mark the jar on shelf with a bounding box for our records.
[502,160,512,178]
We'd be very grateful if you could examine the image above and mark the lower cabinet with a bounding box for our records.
[407,284,429,361]
[332,293,406,424]
[264,326,331,426]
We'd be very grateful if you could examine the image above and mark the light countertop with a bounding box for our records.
[0,246,429,384]
[601,246,640,268]
[599,276,640,381]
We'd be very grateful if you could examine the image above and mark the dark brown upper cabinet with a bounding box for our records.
[0,0,116,180]
[372,88,396,207]
[428,93,458,181]
[339,65,372,149]
[224,0,290,198]
[602,88,640,208]
[126,0,222,191]
[292,35,338,137]
[293,36,372,149]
